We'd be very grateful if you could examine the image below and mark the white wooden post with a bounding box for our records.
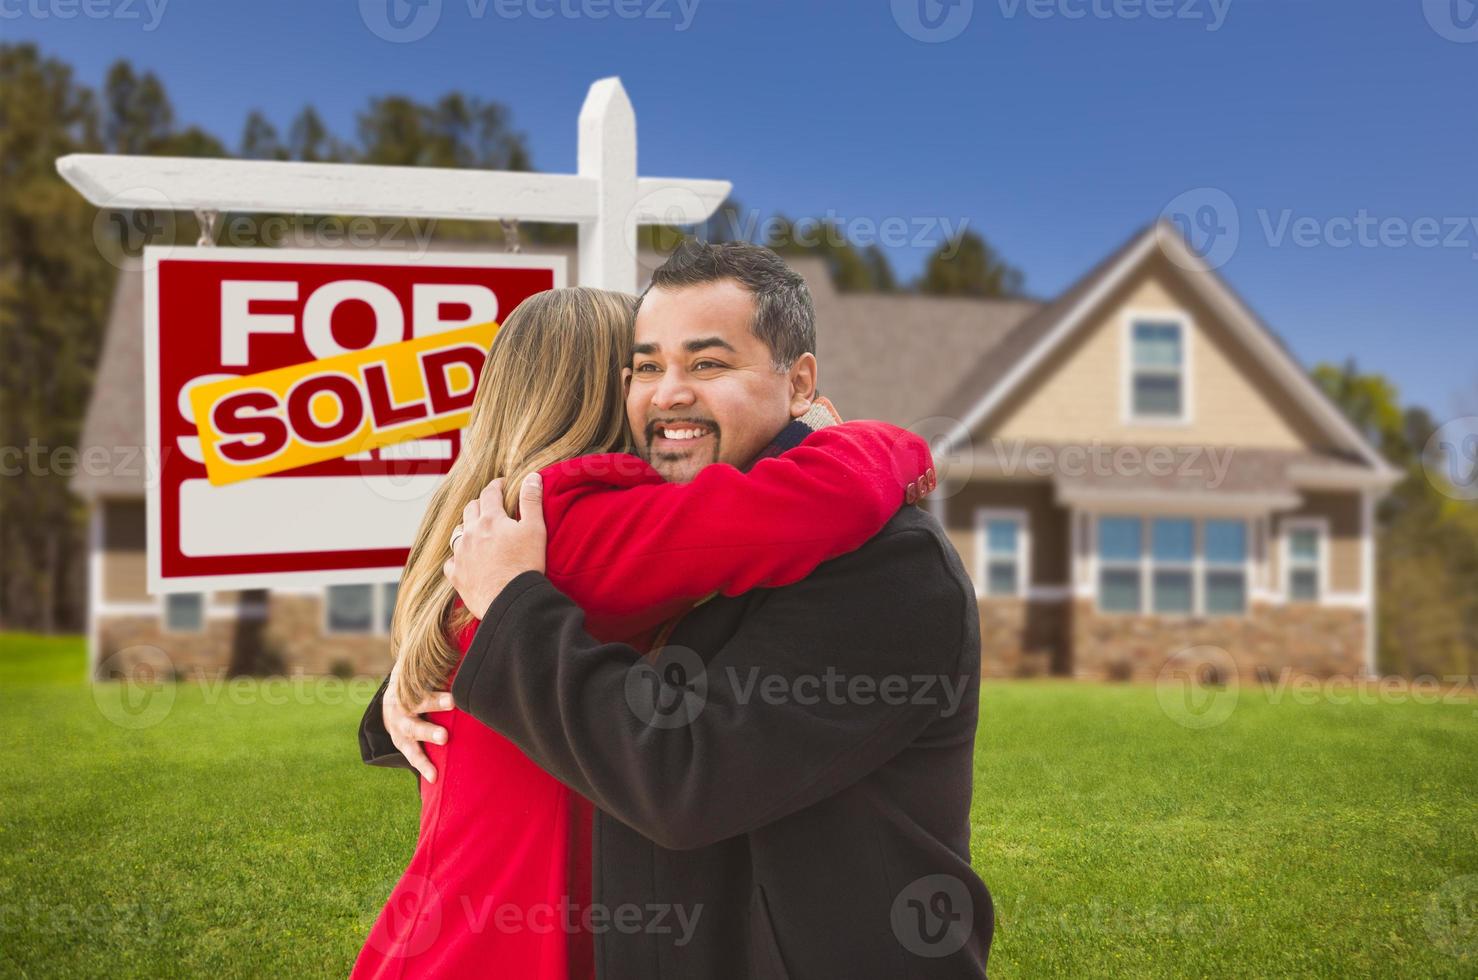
[578,77,638,292]
[56,77,728,291]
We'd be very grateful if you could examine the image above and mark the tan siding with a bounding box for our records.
[945,481,1068,587]
[101,499,150,602]
[1278,492,1363,595]
[989,255,1335,452]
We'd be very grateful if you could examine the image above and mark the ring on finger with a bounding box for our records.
[449,524,464,551]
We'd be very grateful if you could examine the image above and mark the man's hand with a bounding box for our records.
[382,657,453,783]
[444,472,548,620]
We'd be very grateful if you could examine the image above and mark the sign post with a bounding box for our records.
[56,77,730,592]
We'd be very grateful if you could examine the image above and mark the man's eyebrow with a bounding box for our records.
[631,337,739,357]
[683,337,737,354]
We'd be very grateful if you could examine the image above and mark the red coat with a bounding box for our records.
[352,420,933,979]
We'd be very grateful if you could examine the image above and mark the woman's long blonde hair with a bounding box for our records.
[390,286,635,707]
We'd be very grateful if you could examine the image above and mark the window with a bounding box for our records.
[975,511,1027,597]
[325,582,401,635]
[1128,319,1187,421]
[1151,518,1194,614]
[1095,515,1249,616]
[163,592,204,632]
[1097,516,1142,612]
[1285,521,1324,603]
[326,584,374,633]
[380,582,399,633]
[1204,519,1248,614]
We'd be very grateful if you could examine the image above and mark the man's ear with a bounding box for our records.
[621,366,632,393]
[787,353,818,418]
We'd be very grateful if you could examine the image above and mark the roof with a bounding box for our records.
[936,221,1400,480]
[73,221,1395,501]
[72,260,147,498]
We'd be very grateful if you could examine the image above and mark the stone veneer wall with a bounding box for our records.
[1070,600,1365,681]
[977,597,1069,678]
[95,596,394,680]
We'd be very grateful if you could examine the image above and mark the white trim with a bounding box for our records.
[1058,485,1302,514]
[974,508,1030,599]
[1361,490,1377,677]
[1120,310,1194,427]
[1091,513,1252,617]
[1025,586,1072,602]
[322,581,398,636]
[1280,516,1329,605]
[86,505,103,680]
[945,229,1158,453]
[939,222,1398,479]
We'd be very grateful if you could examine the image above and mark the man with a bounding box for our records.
[361,241,993,977]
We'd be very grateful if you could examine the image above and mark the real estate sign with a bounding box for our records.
[143,247,564,593]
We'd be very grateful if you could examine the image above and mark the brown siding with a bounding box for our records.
[944,480,1068,587]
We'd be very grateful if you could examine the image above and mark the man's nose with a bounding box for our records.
[650,370,696,411]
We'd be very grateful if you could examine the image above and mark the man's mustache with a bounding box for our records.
[644,417,720,441]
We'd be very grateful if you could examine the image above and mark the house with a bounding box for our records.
[73,222,1399,681]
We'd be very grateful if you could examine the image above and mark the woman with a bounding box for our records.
[353,287,933,979]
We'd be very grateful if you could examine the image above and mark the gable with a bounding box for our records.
[987,251,1338,452]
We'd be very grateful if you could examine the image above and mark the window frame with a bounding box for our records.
[1282,516,1328,605]
[1093,514,1251,618]
[161,592,205,633]
[974,508,1030,599]
[1122,311,1194,426]
[323,582,401,636]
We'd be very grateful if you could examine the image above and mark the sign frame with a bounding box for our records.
[142,245,567,594]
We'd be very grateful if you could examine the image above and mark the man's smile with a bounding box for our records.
[648,419,718,454]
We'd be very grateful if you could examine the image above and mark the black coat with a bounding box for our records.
[360,506,993,979]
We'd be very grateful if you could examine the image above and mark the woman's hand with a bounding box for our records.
[382,656,454,784]
[443,472,548,619]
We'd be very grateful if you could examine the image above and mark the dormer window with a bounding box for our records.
[1126,317,1189,422]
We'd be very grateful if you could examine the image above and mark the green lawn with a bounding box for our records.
[1,632,1474,978]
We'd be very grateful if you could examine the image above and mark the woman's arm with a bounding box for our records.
[538,419,934,636]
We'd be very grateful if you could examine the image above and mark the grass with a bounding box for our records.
[1,632,1475,978]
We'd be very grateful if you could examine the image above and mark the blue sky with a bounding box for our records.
[6,0,1475,416]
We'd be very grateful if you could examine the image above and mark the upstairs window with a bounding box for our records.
[1129,319,1187,421]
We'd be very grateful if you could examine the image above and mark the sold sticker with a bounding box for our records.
[190,321,496,485]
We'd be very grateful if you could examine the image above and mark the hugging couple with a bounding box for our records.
[353,240,994,979]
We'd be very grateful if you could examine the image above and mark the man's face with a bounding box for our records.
[626,279,817,484]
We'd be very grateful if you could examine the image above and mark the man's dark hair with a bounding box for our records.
[638,240,816,369]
